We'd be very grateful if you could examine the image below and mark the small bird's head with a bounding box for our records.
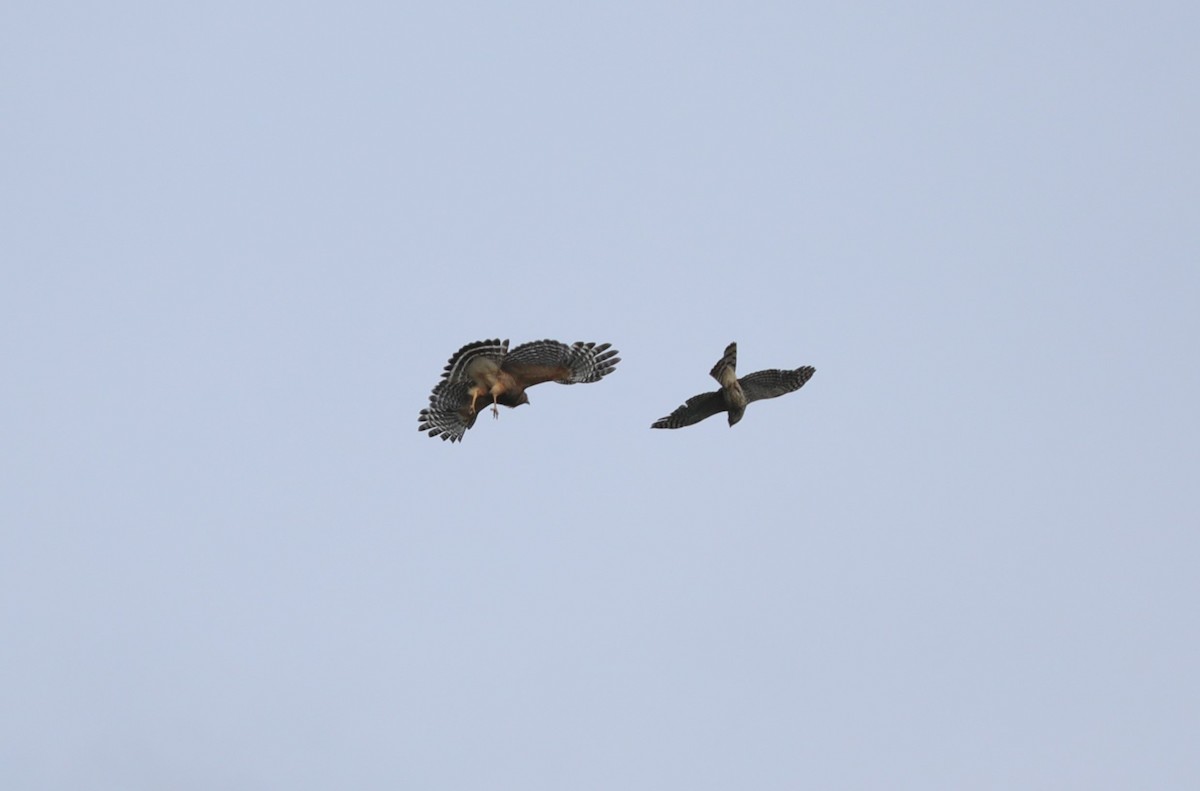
[727,407,745,427]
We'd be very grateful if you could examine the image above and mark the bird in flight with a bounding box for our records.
[651,342,814,429]
[418,338,620,442]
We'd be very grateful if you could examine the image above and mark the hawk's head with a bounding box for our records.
[497,391,530,408]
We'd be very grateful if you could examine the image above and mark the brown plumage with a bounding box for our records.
[418,339,620,442]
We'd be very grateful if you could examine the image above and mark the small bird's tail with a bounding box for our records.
[709,342,738,387]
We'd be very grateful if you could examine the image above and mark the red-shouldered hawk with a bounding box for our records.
[418,338,621,442]
[651,342,815,429]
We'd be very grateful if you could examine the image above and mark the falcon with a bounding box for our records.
[418,338,620,442]
[651,342,814,429]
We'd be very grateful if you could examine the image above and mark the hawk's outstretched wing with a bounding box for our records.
[650,390,725,429]
[503,340,621,387]
[439,339,509,383]
[740,367,816,403]
[417,380,476,442]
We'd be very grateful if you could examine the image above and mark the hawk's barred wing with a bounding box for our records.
[417,380,476,442]
[650,390,725,429]
[440,338,508,383]
[503,340,620,387]
[740,367,816,404]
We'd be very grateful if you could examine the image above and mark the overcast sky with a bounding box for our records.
[3,2,1199,789]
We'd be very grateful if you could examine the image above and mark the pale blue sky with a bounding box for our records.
[3,2,1199,789]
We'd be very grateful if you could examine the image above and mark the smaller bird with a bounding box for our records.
[651,342,815,429]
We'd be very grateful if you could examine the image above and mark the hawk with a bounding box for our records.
[418,338,620,442]
[651,342,815,429]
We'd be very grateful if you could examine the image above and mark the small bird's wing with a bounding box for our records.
[650,390,726,429]
[739,367,816,403]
